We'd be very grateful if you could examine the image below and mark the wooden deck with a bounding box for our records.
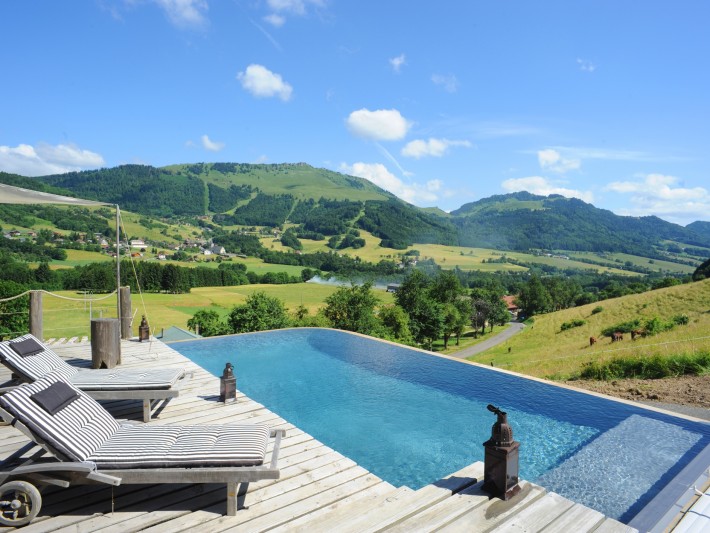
[0,338,639,532]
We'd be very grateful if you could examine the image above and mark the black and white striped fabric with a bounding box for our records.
[1,374,271,469]
[0,373,121,462]
[88,424,270,468]
[0,334,184,390]
[0,334,78,382]
[70,368,185,390]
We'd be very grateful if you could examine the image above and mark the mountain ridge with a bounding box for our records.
[1,164,708,260]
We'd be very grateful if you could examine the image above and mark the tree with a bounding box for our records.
[430,270,464,304]
[0,281,29,340]
[516,275,551,317]
[228,291,289,333]
[452,297,472,346]
[394,270,445,348]
[441,303,460,349]
[378,304,413,344]
[187,309,229,337]
[323,282,381,335]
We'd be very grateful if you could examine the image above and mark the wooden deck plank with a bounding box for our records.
[492,491,575,532]
[436,481,546,533]
[270,482,401,533]
[386,480,491,532]
[541,501,606,532]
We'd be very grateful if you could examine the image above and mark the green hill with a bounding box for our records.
[2,164,709,263]
[472,277,710,379]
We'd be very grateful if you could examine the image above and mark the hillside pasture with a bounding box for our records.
[472,278,710,379]
[570,251,696,275]
[37,282,395,340]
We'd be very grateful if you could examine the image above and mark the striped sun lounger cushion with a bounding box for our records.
[70,368,185,390]
[0,334,184,390]
[89,424,270,468]
[1,374,270,468]
[0,373,121,462]
[0,334,78,381]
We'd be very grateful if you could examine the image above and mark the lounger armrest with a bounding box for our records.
[0,385,19,396]
[6,461,98,476]
[269,428,286,470]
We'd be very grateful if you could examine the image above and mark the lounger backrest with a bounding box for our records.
[0,334,78,382]
[0,373,121,462]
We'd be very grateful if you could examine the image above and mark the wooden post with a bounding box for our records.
[29,291,43,341]
[119,286,132,340]
[91,318,121,369]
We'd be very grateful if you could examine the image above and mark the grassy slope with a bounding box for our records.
[470,278,710,379]
[40,283,396,339]
[167,164,393,204]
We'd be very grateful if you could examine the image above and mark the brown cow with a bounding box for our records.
[612,332,623,342]
[589,336,597,346]
[631,329,644,340]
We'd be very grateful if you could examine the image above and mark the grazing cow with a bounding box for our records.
[631,329,644,340]
[589,336,597,346]
[612,331,623,342]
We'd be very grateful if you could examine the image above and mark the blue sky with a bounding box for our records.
[1,1,708,225]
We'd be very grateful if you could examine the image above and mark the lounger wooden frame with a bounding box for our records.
[1,366,187,423]
[0,406,284,524]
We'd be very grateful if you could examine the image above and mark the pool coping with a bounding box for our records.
[170,327,710,530]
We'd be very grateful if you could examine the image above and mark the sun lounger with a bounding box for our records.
[0,373,284,526]
[0,334,187,422]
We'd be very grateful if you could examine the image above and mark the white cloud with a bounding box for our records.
[0,143,105,176]
[576,58,596,72]
[431,73,459,93]
[501,176,594,203]
[605,174,710,224]
[154,0,208,29]
[340,162,439,205]
[263,13,285,27]
[201,134,225,152]
[537,148,581,173]
[237,64,293,101]
[389,53,406,73]
[346,108,411,141]
[263,0,325,26]
[402,138,472,159]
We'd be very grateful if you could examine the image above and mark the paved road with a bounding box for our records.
[449,321,526,359]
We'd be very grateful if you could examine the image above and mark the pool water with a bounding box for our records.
[172,328,710,526]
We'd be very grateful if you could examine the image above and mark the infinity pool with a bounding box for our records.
[171,328,710,527]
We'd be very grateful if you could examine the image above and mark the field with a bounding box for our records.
[472,277,710,379]
[38,282,395,340]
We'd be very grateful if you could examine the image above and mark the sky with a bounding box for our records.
[1,1,709,225]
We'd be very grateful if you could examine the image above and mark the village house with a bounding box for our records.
[502,295,520,318]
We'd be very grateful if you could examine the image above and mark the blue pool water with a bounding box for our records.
[171,328,710,525]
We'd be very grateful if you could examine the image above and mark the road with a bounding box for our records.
[449,321,525,359]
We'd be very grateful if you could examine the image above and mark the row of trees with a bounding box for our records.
[0,253,305,295]
[186,270,511,350]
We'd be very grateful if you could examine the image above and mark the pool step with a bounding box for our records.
[292,461,482,532]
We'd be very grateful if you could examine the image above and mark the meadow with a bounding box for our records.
[38,282,395,340]
[474,277,710,379]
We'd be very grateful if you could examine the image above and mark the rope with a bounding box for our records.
[40,289,117,302]
[0,290,31,302]
[0,289,118,303]
[119,215,150,333]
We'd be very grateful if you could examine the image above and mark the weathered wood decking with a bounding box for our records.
[1,338,638,532]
